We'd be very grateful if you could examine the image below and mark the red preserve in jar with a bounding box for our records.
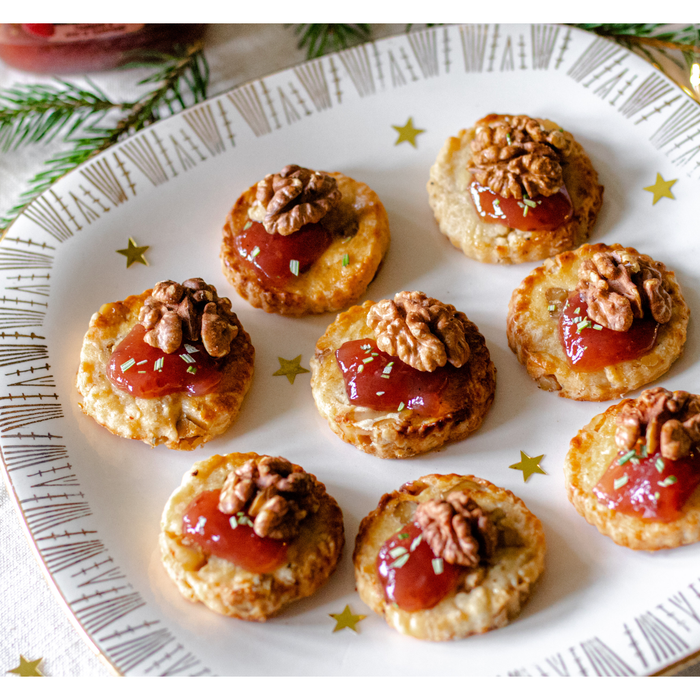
[0,24,205,73]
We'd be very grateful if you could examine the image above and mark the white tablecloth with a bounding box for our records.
[1,23,699,677]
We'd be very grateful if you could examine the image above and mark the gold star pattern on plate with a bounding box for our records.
[329,605,366,633]
[7,655,43,677]
[116,237,150,267]
[392,117,425,148]
[643,173,677,205]
[272,355,310,384]
[509,451,547,482]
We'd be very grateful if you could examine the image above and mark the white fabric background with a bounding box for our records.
[1,23,698,677]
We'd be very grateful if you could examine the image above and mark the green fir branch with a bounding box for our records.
[0,42,209,233]
[293,24,371,59]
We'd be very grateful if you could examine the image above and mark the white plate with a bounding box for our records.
[3,24,700,676]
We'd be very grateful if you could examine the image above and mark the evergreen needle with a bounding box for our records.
[0,42,209,233]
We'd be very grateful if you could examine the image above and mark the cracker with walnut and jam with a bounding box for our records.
[507,243,689,402]
[353,473,545,641]
[427,114,603,264]
[565,388,700,550]
[221,164,390,316]
[76,278,254,450]
[310,291,496,459]
[160,452,344,620]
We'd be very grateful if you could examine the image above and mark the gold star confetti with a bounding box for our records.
[116,237,150,267]
[7,655,44,677]
[643,173,677,205]
[329,605,366,633]
[509,451,547,482]
[272,355,310,384]
[392,117,425,148]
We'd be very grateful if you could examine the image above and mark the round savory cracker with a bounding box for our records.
[221,171,390,315]
[160,452,344,620]
[565,398,700,551]
[76,288,254,450]
[507,243,689,402]
[426,117,603,264]
[310,299,496,459]
[353,473,546,641]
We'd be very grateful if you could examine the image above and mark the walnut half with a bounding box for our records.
[218,455,319,540]
[139,278,239,357]
[616,388,700,461]
[468,114,572,199]
[414,491,498,567]
[576,251,672,332]
[367,291,471,372]
[248,164,341,236]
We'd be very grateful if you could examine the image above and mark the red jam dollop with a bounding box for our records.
[182,489,288,573]
[469,180,573,231]
[558,291,659,372]
[107,324,225,398]
[593,448,700,522]
[234,219,331,283]
[335,339,467,416]
[376,521,460,612]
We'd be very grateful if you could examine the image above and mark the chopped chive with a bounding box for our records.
[654,492,660,500]
[389,546,408,558]
[250,246,260,259]
[361,343,371,350]
[154,357,164,371]
[120,358,135,372]
[523,198,537,207]
[363,357,374,364]
[187,366,197,374]
[138,371,146,374]
[397,402,405,411]
[229,516,238,529]
[493,198,500,207]
[614,475,629,490]
[391,553,410,568]
[655,456,665,473]
[548,304,556,311]
[376,391,385,396]
[658,476,677,487]
[593,324,603,331]
[358,365,364,373]
[506,133,512,145]
[136,359,148,365]
[522,205,529,216]
[342,253,350,267]
[386,362,394,368]
[180,353,196,364]
[640,444,648,458]
[574,307,581,314]
[410,534,422,551]
[243,220,253,230]
[184,344,199,354]
[618,450,637,465]
[289,259,300,276]
[397,533,409,540]
[432,558,444,575]
[381,374,391,379]
[237,514,253,527]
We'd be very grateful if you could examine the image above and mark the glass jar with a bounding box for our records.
[0,24,206,73]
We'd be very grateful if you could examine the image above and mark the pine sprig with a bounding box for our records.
[0,42,209,233]
[293,24,371,59]
[0,78,122,152]
[573,24,700,86]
